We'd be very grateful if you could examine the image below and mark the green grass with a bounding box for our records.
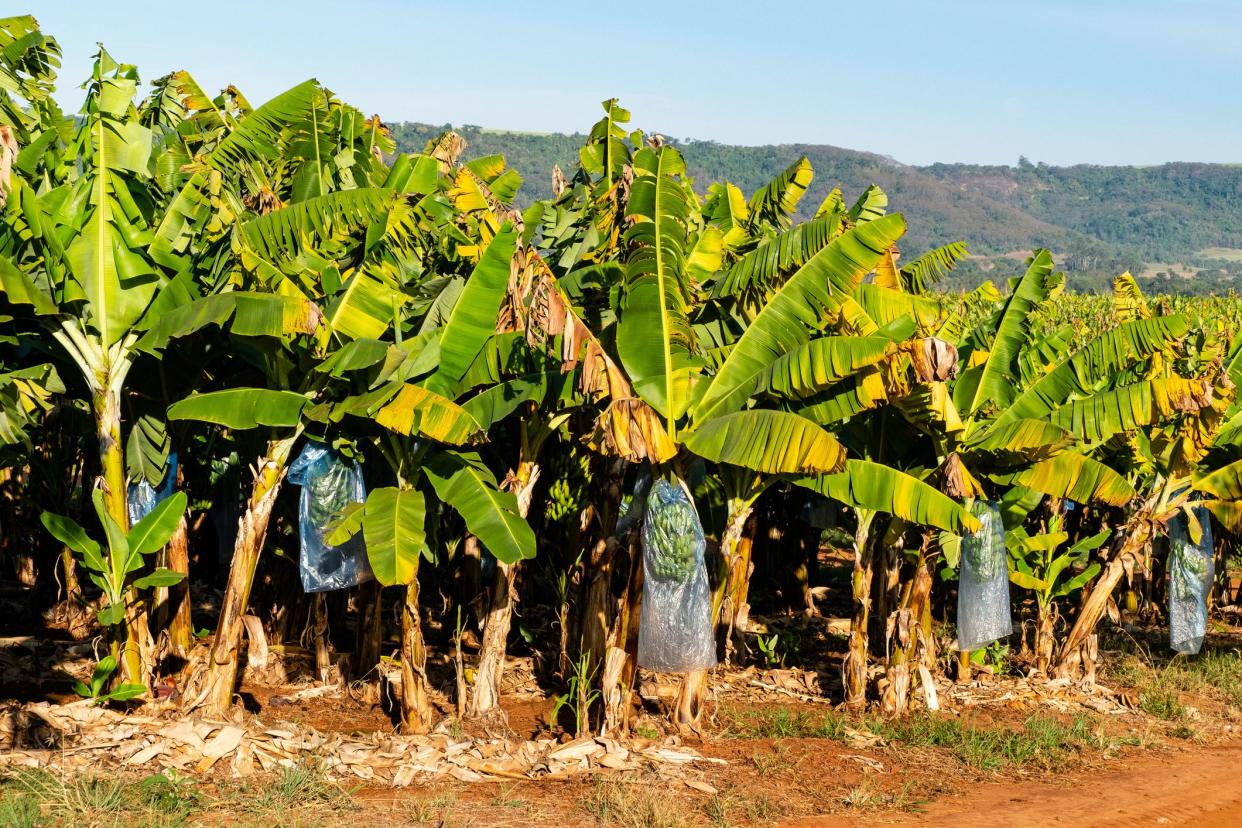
[873,713,1092,771]
[1105,644,1242,719]
[0,762,355,828]
[722,707,846,740]
[581,779,689,828]
[1139,688,1187,721]
[722,707,1097,772]
[0,768,201,828]
[248,760,353,812]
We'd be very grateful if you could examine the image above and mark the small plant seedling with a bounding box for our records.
[756,633,783,668]
[71,655,145,705]
[42,489,188,693]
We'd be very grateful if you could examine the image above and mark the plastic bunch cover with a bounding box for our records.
[287,444,373,593]
[127,451,179,527]
[637,478,716,673]
[957,500,1013,651]
[1168,505,1213,655]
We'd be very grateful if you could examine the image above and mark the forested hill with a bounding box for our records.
[390,122,1242,293]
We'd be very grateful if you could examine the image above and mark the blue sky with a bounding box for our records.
[29,0,1242,166]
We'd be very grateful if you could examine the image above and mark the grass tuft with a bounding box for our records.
[723,706,1095,772]
[581,779,689,828]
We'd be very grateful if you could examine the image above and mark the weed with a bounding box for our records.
[755,633,783,668]
[490,783,525,808]
[702,792,731,827]
[843,777,925,812]
[581,779,688,827]
[869,713,1088,771]
[7,769,125,817]
[132,770,201,818]
[403,793,457,825]
[701,788,783,826]
[750,743,796,775]
[1140,688,1186,721]
[1170,723,1198,740]
[1106,641,1242,710]
[251,760,353,812]
[635,723,660,740]
[552,651,601,737]
[721,707,844,739]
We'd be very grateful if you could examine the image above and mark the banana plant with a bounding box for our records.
[531,112,984,724]
[129,67,454,713]
[931,269,1223,678]
[322,224,540,731]
[1005,516,1108,673]
[0,43,233,682]
[41,489,187,690]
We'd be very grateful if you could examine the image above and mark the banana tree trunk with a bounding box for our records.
[469,461,541,718]
[674,668,707,725]
[1055,523,1151,680]
[353,579,384,679]
[199,443,291,715]
[579,537,613,673]
[93,382,152,687]
[401,571,433,733]
[880,549,933,715]
[311,593,332,681]
[469,561,516,717]
[160,511,193,653]
[1034,601,1056,675]
[717,505,757,665]
[60,546,81,602]
[606,531,644,733]
[843,511,877,711]
[872,534,903,656]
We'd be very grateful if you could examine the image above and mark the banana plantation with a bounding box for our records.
[3,15,1242,822]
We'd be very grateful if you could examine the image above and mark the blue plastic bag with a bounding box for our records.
[957,500,1013,651]
[637,478,716,673]
[127,451,178,527]
[287,444,372,593]
[1168,505,1213,655]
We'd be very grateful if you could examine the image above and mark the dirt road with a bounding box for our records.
[779,742,1242,827]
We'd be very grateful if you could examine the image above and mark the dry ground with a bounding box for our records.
[4,621,1242,827]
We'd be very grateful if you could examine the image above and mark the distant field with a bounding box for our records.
[1140,262,1199,279]
[1198,247,1242,261]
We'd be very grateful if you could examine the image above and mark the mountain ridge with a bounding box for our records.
[389,122,1242,292]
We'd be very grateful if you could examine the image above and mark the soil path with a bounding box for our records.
[778,742,1242,827]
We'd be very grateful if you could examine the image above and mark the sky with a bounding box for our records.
[27,0,1242,167]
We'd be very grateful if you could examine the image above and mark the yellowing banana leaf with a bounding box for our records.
[794,459,979,534]
[684,410,846,475]
[965,418,1076,465]
[758,335,895,401]
[1051,376,1214,444]
[695,214,906,424]
[748,156,812,229]
[993,315,1191,429]
[374,384,484,445]
[136,292,321,353]
[990,452,1135,506]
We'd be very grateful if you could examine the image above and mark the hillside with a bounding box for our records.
[390,122,1242,293]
